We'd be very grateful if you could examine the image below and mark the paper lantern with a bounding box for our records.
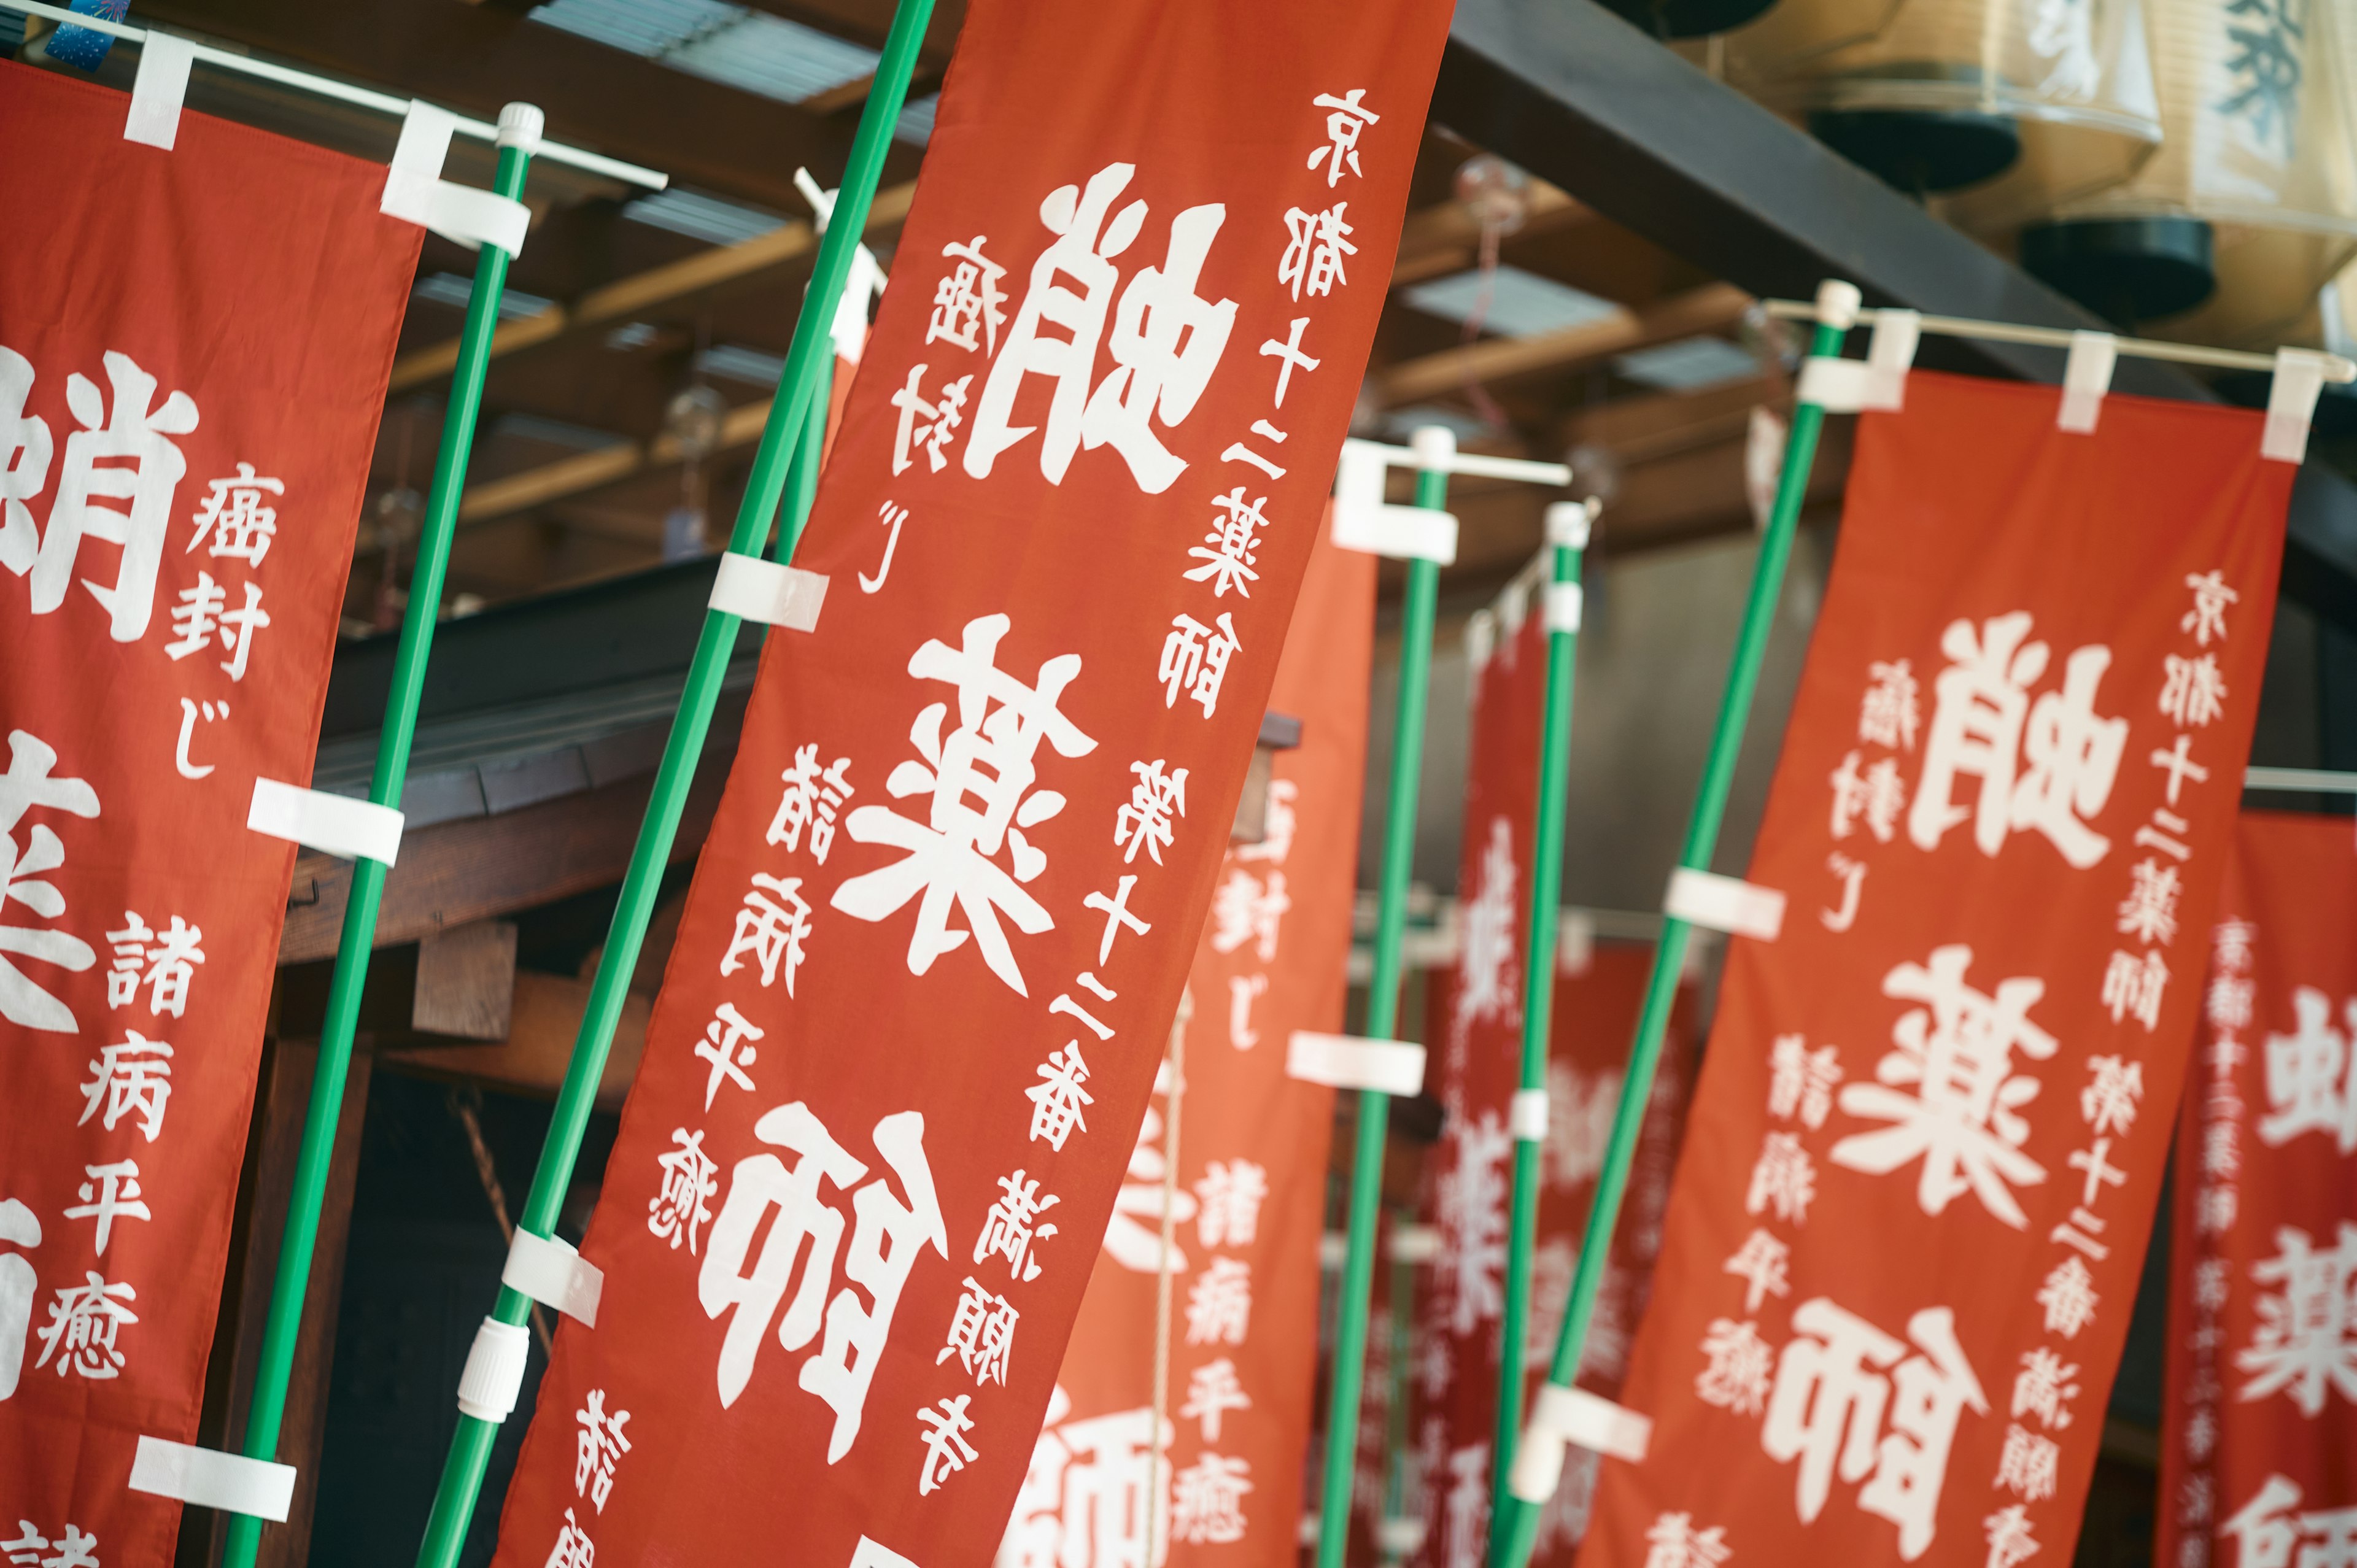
[1705,0,2162,196]
[2003,0,2357,336]
[1606,0,1783,42]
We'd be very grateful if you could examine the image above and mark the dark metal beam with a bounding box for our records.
[1438,0,2357,630]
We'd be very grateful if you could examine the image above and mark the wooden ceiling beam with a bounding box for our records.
[390,180,918,392]
[1371,281,1751,407]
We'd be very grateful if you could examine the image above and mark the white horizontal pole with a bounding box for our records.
[1445,451,1574,486]
[2245,766,2357,794]
[3,0,668,190]
[1762,298,2357,384]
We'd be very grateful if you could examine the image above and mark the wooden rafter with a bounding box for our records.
[1371,282,1751,406]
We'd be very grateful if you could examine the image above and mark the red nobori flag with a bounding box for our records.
[2159,811,2357,1568]
[996,527,1372,1566]
[0,64,417,1566]
[483,4,1450,1565]
[1404,569,1692,1568]
[1580,369,2291,1568]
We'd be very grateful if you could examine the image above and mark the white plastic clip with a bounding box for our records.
[2264,348,2331,464]
[710,551,829,631]
[1465,608,1496,672]
[1318,1231,1349,1270]
[1795,305,1921,412]
[128,1437,296,1521]
[1286,1031,1427,1096]
[455,1317,532,1422]
[501,1229,603,1327]
[1331,439,1460,563]
[2057,331,2117,434]
[1509,1087,1550,1142]
[382,101,532,257]
[1543,581,1584,635]
[1377,1519,1429,1557]
[124,31,195,150]
[796,167,888,368]
[1388,1223,1444,1264]
[851,1538,923,1568]
[1665,867,1786,941]
[247,779,403,866]
[1508,1384,1651,1504]
[1558,909,1596,975]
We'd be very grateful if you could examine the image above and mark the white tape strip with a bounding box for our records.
[1544,581,1583,635]
[1795,355,1869,411]
[2057,331,2117,433]
[1465,608,1496,673]
[709,551,829,631]
[1318,1231,1349,1270]
[455,1317,532,1422]
[502,1229,603,1327]
[1331,501,1459,564]
[128,1437,296,1521]
[124,31,195,149]
[1530,1381,1652,1462]
[1388,1223,1444,1265]
[851,1537,923,1568]
[1864,309,1921,409]
[381,102,532,256]
[2264,347,2331,464]
[1286,1031,1426,1096]
[1377,1518,1428,1556]
[1558,910,1595,975]
[1665,867,1785,941]
[1509,1087,1550,1142]
[247,778,403,866]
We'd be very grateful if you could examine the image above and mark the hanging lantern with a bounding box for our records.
[1994,0,2357,336]
[1706,0,2162,198]
[1604,0,1783,44]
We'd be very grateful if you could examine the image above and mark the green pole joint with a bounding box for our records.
[1315,458,1447,1568]
[411,9,932,1567]
[1488,519,1587,1540]
[1493,304,1852,1568]
[219,131,538,1568]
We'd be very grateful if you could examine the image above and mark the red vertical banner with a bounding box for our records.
[2159,811,2357,1568]
[0,65,419,1565]
[1406,569,1691,1568]
[1581,370,2291,1568]
[482,5,1452,1566]
[996,528,1372,1566]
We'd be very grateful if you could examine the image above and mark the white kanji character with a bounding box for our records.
[964,163,1236,495]
[2210,974,2256,1033]
[1909,614,2125,868]
[974,1169,1060,1283]
[36,1526,98,1568]
[1183,486,1270,597]
[1993,1423,2059,1501]
[2219,1475,2310,1568]
[2011,1348,2079,1431]
[1158,611,1239,717]
[929,236,1009,356]
[174,697,229,781]
[2233,1221,2357,1416]
[573,1389,631,1512]
[2080,1055,2144,1137]
[2183,570,2240,646]
[1746,1131,1817,1226]
[1185,1257,1253,1345]
[1257,317,1320,409]
[0,731,99,1033]
[646,1127,719,1255]
[2099,948,2169,1032]
[2258,987,2357,1151]
[1983,1504,2039,1568]
[1454,816,1520,1038]
[719,872,811,995]
[1861,658,1921,750]
[1102,1084,1198,1272]
[1436,1110,1511,1334]
[1171,1452,1252,1544]
[133,915,202,1018]
[1193,1158,1268,1248]
[77,1032,172,1142]
[213,581,269,681]
[890,363,973,476]
[545,1507,594,1568]
[767,743,855,863]
[1306,88,1380,186]
[23,352,198,641]
[1762,1298,1988,1560]
[32,1270,136,1380]
[62,1160,149,1256]
[1769,1033,1843,1129]
[2160,653,2229,728]
[1695,1317,1775,1415]
[916,1396,980,1497]
[1025,1042,1093,1151]
[1725,1228,1792,1313]
[2116,859,2181,946]
[695,1001,764,1111]
[833,614,1096,997]
[103,912,151,1010]
[1114,759,1187,866]
[0,347,53,581]
[1209,867,1288,964]
[1643,1512,1732,1568]
[1277,203,1356,301]
[0,1199,38,1402]
[164,570,224,660]
[2037,1256,2099,1338]
[938,1275,1020,1387]
[1831,944,2057,1229]
[698,1103,946,1459]
[1180,1357,1252,1442]
[186,461,282,566]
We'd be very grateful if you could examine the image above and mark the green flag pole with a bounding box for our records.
[1314,429,1452,1568]
[1487,500,1595,1537]
[217,106,542,1568]
[1491,280,1857,1568]
[409,9,931,1566]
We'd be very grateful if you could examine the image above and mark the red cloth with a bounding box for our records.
[0,63,417,1564]
[997,527,1373,1566]
[482,4,1452,1564]
[2158,811,2357,1568]
[1582,371,2291,1567]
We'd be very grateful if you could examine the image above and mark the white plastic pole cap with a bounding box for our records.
[1410,424,1457,470]
[1544,499,1593,550]
[496,102,545,153]
[1815,279,1863,331]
